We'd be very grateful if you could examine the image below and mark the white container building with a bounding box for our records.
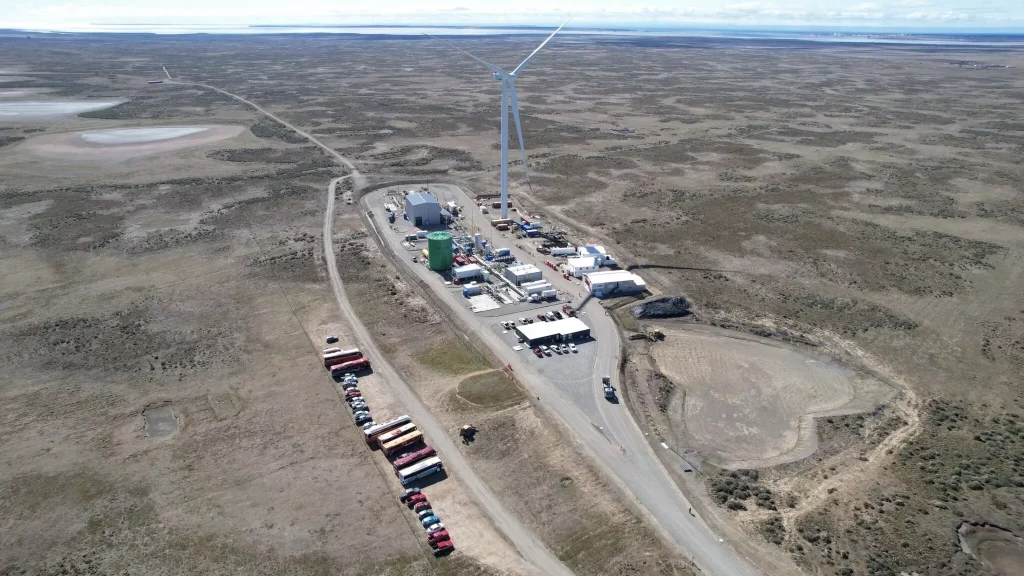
[521,280,553,295]
[577,244,612,265]
[453,263,484,280]
[504,264,543,286]
[566,256,598,278]
[550,246,576,257]
[583,270,647,297]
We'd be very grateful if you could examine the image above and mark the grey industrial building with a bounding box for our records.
[404,192,441,227]
[514,317,591,346]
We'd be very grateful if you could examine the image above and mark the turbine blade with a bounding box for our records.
[511,13,574,76]
[422,33,508,76]
[508,79,530,188]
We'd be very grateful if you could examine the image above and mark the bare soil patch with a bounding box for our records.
[650,325,894,468]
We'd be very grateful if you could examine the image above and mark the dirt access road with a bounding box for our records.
[169,77,571,575]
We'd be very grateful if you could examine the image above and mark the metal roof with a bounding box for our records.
[506,264,541,275]
[567,256,597,268]
[583,270,646,286]
[406,192,439,206]
[515,317,590,341]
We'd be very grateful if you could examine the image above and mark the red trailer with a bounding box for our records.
[324,349,362,368]
[329,357,370,375]
[392,446,436,470]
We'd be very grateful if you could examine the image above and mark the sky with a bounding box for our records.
[3,0,1024,32]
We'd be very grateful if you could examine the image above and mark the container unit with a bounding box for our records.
[427,231,454,271]
[452,263,484,281]
[550,246,576,257]
[462,283,482,297]
[504,264,543,286]
[541,289,558,299]
[520,280,553,296]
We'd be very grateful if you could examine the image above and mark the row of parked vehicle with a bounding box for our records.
[328,337,455,559]
[533,342,577,358]
[400,487,455,556]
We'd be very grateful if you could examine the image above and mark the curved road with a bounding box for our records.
[326,177,573,576]
[183,77,756,576]
[361,190,758,576]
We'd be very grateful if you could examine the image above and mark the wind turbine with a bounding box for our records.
[426,15,573,219]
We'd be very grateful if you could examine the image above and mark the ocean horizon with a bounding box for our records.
[5,24,1024,46]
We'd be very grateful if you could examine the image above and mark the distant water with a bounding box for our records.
[15,24,1024,46]
[0,100,121,117]
[80,126,209,145]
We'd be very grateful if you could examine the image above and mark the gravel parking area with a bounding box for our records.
[489,310,604,423]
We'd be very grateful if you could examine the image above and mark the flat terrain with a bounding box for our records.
[649,324,894,468]
[1,31,1023,576]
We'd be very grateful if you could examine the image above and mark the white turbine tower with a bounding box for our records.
[427,16,573,219]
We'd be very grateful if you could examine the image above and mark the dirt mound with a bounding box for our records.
[631,296,692,319]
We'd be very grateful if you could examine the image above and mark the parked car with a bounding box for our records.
[545,312,557,321]
[355,414,373,426]
[404,492,426,505]
[399,488,422,502]
[361,421,376,430]
[345,390,362,400]
[533,348,543,358]
[416,509,435,520]
[433,540,455,556]
[560,344,570,353]
[413,501,432,513]
[518,317,527,325]
[352,411,370,420]
[552,346,562,355]
[569,343,577,353]
[427,529,450,544]
[421,515,441,528]
[350,402,368,412]
[553,311,563,320]
[342,381,358,390]
[326,335,339,344]
[537,314,546,321]
[426,522,445,534]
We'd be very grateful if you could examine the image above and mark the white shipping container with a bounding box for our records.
[550,247,576,256]
[541,289,557,299]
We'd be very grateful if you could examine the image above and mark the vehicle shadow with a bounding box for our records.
[405,469,450,490]
[332,366,374,382]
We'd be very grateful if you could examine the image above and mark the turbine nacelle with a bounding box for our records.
[426,14,574,218]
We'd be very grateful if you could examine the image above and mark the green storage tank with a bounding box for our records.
[427,231,453,271]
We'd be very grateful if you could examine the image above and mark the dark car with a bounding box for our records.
[326,335,339,344]
[405,493,427,506]
[432,540,455,556]
[399,487,422,502]
[553,311,563,319]
[427,529,450,545]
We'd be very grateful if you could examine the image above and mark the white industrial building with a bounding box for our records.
[514,317,591,346]
[453,263,484,281]
[583,270,646,297]
[504,264,542,286]
[566,256,598,278]
[577,244,614,266]
[404,192,441,227]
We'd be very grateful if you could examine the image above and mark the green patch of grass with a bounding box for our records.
[414,338,489,376]
[617,307,640,332]
[456,370,525,407]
